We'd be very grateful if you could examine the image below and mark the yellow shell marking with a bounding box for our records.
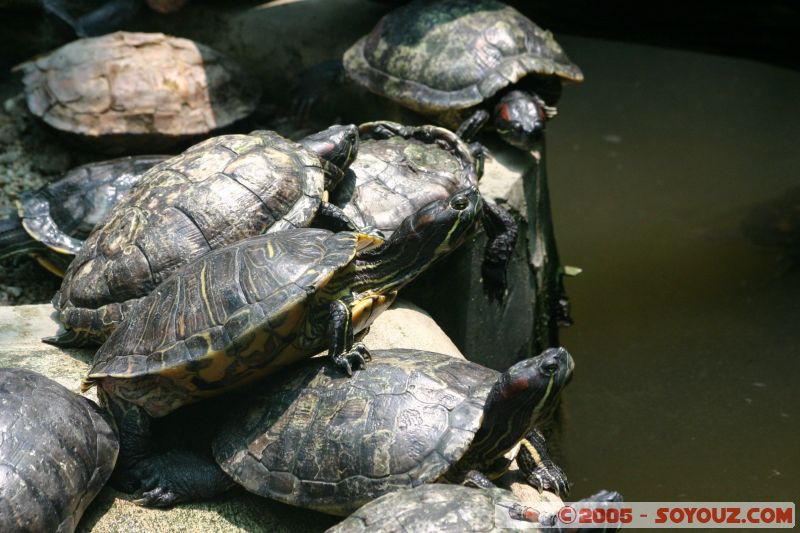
[350,291,397,332]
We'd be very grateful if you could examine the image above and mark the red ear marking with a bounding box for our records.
[500,375,529,399]
[499,103,511,122]
[523,507,539,522]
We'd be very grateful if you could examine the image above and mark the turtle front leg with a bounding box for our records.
[328,300,371,376]
[132,449,236,508]
[100,389,153,492]
[517,428,570,497]
[481,201,519,302]
[101,391,233,507]
[315,202,360,232]
[469,142,488,178]
[456,109,491,142]
[462,469,497,489]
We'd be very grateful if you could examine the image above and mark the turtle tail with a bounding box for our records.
[0,212,44,261]
[43,328,100,348]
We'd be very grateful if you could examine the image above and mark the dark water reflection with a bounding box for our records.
[546,36,800,502]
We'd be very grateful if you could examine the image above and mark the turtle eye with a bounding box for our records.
[542,362,559,375]
[451,196,469,210]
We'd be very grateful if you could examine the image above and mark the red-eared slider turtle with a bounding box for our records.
[49,125,360,347]
[199,347,572,515]
[0,155,168,277]
[0,368,118,533]
[327,484,624,533]
[81,188,483,503]
[332,120,517,299]
[342,0,583,150]
[16,32,260,152]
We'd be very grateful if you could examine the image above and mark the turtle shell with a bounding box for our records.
[212,349,499,516]
[83,228,376,418]
[17,155,169,256]
[344,0,583,119]
[332,121,479,237]
[327,484,532,532]
[53,130,329,345]
[0,368,118,533]
[17,32,260,150]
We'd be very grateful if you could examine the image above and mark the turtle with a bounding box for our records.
[15,31,261,152]
[340,0,583,151]
[128,347,572,511]
[332,120,518,299]
[48,124,361,347]
[0,368,118,533]
[208,348,573,515]
[327,484,624,533]
[0,154,169,277]
[80,187,485,503]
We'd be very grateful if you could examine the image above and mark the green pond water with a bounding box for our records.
[546,36,800,503]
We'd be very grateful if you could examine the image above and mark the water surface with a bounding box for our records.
[546,36,799,502]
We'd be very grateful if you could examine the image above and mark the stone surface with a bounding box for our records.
[0,301,559,531]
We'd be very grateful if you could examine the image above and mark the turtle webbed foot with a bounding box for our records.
[481,202,518,303]
[135,485,179,508]
[332,342,371,376]
[117,450,234,508]
[527,462,570,497]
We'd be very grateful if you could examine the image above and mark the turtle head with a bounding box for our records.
[455,348,573,472]
[299,124,359,188]
[388,186,482,259]
[355,187,483,291]
[496,347,574,425]
[493,91,547,151]
[306,124,359,170]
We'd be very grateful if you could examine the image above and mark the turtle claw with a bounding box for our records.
[134,486,178,508]
[334,356,354,376]
[116,450,233,508]
[334,343,370,376]
[527,463,571,497]
[356,343,372,362]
